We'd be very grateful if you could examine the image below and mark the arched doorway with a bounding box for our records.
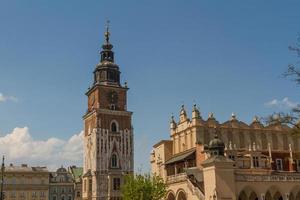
[265,191,272,200]
[166,192,175,200]
[249,192,258,200]
[177,191,187,200]
[295,191,300,200]
[273,191,283,200]
[238,191,247,200]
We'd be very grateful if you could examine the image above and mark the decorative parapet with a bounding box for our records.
[187,177,205,200]
[166,173,187,184]
[235,173,300,182]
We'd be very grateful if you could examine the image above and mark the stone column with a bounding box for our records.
[285,193,290,200]
[288,144,295,172]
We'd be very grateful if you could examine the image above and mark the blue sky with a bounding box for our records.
[0,0,299,171]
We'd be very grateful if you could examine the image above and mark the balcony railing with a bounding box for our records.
[166,173,187,184]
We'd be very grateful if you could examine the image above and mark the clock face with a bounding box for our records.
[107,90,118,104]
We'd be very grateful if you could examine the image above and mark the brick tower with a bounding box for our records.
[82,23,134,200]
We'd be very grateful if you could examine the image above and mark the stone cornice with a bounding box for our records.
[85,84,129,96]
[97,108,132,116]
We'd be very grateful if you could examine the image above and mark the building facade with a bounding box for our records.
[49,167,74,200]
[68,166,83,200]
[151,105,300,200]
[1,164,49,200]
[82,25,134,200]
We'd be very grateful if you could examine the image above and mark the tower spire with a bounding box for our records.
[92,21,120,86]
[105,20,110,44]
[100,20,114,61]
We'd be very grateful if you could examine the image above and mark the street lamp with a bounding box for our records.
[0,156,5,200]
[107,173,111,200]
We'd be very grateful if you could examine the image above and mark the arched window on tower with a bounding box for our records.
[111,122,117,132]
[110,104,116,110]
[108,71,116,81]
[111,154,118,168]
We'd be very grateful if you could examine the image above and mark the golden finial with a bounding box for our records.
[105,20,110,44]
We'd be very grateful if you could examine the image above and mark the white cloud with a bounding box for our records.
[0,127,83,170]
[265,97,299,109]
[0,93,18,103]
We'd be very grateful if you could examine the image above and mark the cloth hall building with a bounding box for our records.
[151,105,300,200]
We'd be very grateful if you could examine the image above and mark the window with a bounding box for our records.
[111,154,118,168]
[228,155,235,161]
[40,192,45,197]
[32,192,37,198]
[89,179,92,192]
[10,191,16,198]
[53,196,57,200]
[261,133,267,150]
[239,132,245,148]
[11,177,17,185]
[108,71,116,81]
[61,195,65,200]
[97,138,100,154]
[20,192,25,198]
[276,159,283,171]
[110,104,116,110]
[111,122,117,132]
[272,134,279,150]
[76,192,80,198]
[113,178,121,191]
[68,196,72,200]
[252,156,259,168]
[61,188,65,193]
[83,180,87,192]
[296,160,300,171]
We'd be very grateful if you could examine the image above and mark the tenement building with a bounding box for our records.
[68,166,83,200]
[1,164,49,200]
[82,24,134,200]
[151,105,300,200]
[49,167,74,200]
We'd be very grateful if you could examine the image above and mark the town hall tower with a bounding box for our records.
[82,24,134,200]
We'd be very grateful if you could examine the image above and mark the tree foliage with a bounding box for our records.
[121,173,167,200]
[285,35,300,85]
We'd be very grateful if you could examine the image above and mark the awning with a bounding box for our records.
[165,149,195,165]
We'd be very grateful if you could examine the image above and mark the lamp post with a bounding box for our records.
[107,173,111,200]
[0,156,5,200]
